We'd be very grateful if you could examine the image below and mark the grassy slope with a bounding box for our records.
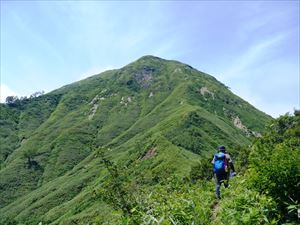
[0,105,20,168]
[0,56,272,224]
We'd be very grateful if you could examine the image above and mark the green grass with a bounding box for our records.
[0,55,272,224]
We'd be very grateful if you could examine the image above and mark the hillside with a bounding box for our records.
[0,55,273,224]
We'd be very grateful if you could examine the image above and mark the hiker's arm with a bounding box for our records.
[211,156,215,164]
[229,162,235,172]
[226,154,235,172]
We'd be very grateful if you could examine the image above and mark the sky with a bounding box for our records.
[0,1,299,118]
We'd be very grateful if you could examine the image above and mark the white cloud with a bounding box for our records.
[0,84,19,103]
[222,34,286,81]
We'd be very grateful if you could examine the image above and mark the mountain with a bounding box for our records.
[0,55,272,224]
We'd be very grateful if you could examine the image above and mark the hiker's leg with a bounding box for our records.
[215,174,221,199]
[216,182,221,198]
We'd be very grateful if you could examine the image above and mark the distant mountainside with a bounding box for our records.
[0,56,272,224]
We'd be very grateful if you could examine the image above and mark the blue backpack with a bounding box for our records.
[213,152,227,173]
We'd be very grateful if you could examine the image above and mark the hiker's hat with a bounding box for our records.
[218,146,226,151]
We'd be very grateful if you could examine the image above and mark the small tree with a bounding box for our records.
[5,96,18,105]
[96,148,138,219]
[23,149,37,169]
[30,91,44,98]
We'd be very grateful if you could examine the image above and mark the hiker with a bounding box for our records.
[212,146,236,199]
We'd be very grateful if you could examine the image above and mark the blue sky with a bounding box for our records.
[1,1,299,117]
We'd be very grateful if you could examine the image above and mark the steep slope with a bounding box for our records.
[0,55,272,224]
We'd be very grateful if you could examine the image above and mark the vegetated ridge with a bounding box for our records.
[2,55,296,224]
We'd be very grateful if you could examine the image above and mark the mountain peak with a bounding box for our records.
[138,55,164,61]
[133,55,169,65]
[0,56,272,224]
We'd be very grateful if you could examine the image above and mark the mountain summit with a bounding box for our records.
[0,56,271,223]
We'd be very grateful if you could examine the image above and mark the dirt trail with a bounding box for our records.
[211,200,220,224]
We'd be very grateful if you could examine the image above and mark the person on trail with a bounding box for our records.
[212,146,236,199]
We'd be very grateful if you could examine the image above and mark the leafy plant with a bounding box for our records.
[247,111,300,223]
[215,178,279,225]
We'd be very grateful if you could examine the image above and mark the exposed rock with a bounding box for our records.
[88,104,98,120]
[21,138,27,145]
[199,87,215,99]
[232,116,255,137]
[120,96,124,104]
[89,95,100,105]
[101,89,107,94]
[224,110,260,137]
[89,90,109,109]
[251,131,262,137]
[133,66,156,88]
[120,96,133,106]
[174,68,182,73]
[109,93,118,97]
[233,116,247,130]
[140,147,156,160]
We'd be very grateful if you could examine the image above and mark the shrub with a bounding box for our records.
[215,178,279,225]
[247,111,300,222]
[190,158,214,182]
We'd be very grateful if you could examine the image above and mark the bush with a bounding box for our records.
[129,181,214,225]
[247,111,300,222]
[234,146,251,174]
[216,178,279,225]
[96,148,215,224]
[190,158,214,182]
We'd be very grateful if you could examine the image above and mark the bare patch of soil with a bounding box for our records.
[140,148,156,160]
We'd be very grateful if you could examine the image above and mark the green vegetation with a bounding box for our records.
[83,113,300,224]
[2,55,292,224]
[0,104,20,168]
[247,111,300,223]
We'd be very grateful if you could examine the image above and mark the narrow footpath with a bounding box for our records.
[211,199,220,224]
